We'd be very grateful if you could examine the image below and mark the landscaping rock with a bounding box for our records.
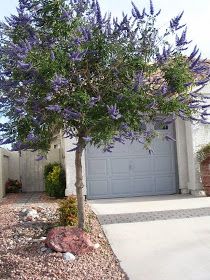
[40,246,48,252]
[63,252,76,261]
[21,208,28,214]
[21,209,39,221]
[94,243,100,249]
[45,227,95,255]
[27,209,39,218]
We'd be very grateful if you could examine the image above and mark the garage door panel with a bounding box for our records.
[153,139,171,155]
[133,158,153,174]
[155,176,176,192]
[109,142,129,156]
[88,180,109,197]
[86,145,104,158]
[112,179,131,195]
[154,156,173,173]
[87,159,107,177]
[129,142,149,156]
[133,177,155,194]
[110,158,130,176]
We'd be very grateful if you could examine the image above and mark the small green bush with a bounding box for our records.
[44,162,66,198]
[58,196,78,226]
[197,143,210,162]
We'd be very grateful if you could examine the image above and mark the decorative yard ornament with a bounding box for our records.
[0,0,210,228]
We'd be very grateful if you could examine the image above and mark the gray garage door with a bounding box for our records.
[86,125,177,199]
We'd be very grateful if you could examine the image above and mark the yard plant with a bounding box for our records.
[44,162,66,198]
[0,0,210,228]
[58,195,78,226]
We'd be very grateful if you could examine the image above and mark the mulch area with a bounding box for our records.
[0,193,127,280]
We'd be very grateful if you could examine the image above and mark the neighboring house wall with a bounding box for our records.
[0,148,20,200]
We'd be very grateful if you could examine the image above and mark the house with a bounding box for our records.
[1,86,210,200]
[64,83,210,199]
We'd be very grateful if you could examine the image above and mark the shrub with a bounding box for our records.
[197,143,210,162]
[44,163,66,198]
[58,196,78,226]
[5,179,22,193]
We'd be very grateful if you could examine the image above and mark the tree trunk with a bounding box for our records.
[75,140,85,229]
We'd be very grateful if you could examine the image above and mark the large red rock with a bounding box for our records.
[45,227,95,255]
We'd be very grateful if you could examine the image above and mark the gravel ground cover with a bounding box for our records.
[0,193,127,280]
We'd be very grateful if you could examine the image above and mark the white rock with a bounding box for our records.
[40,246,48,252]
[21,208,28,214]
[26,209,39,219]
[94,243,100,249]
[39,236,47,241]
[63,252,76,261]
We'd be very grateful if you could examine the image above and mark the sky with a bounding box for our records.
[0,0,210,58]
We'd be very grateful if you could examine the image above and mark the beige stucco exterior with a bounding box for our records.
[64,137,86,196]
[0,148,20,200]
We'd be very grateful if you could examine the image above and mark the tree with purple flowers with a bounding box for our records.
[1,0,210,229]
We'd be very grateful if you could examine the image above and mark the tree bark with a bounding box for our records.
[75,139,85,229]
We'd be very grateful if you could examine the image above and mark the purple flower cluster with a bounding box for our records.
[50,51,55,61]
[83,136,92,142]
[156,46,172,64]
[89,96,101,107]
[15,97,28,105]
[176,28,191,47]
[131,2,145,20]
[26,133,39,142]
[149,0,154,15]
[15,107,26,117]
[189,45,199,61]
[61,8,71,21]
[81,28,92,41]
[46,105,62,112]
[19,0,32,10]
[45,93,53,101]
[11,141,29,151]
[170,11,185,30]
[133,71,144,91]
[69,51,87,61]
[36,155,45,161]
[17,61,31,70]
[5,11,31,28]
[96,0,102,28]
[51,74,68,92]
[103,144,114,153]
[63,109,81,120]
[107,104,122,120]
[113,135,125,144]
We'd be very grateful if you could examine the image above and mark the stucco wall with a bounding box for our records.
[175,118,189,192]
[64,138,87,196]
[0,148,20,200]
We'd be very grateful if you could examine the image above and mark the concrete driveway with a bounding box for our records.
[90,195,210,280]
